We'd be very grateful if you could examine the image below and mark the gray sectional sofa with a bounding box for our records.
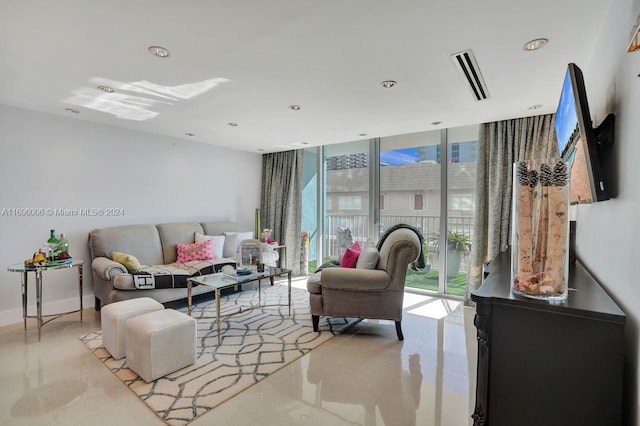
[89,221,247,309]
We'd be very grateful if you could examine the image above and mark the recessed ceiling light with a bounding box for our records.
[301,142,309,145]
[380,80,397,88]
[227,122,238,127]
[430,121,442,125]
[257,149,265,152]
[97,85,114,93]
[288,105,301,111]
[148,46,170,58]
[528,104,543,110]
[185,132,195,136]
[523,38,548,51]
[65,108,80,113]
[358,133,368,137]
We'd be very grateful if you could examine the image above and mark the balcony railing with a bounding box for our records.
[324,214,474,259]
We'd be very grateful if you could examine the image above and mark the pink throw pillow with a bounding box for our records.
[176,240,213,262]
[340,242,361,268]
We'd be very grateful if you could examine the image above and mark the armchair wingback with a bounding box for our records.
[307,227,421,340]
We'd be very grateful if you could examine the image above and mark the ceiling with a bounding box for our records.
[0,0,612,153]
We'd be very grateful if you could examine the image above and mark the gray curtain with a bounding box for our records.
[465,114,558,304]
[261,150,304,276]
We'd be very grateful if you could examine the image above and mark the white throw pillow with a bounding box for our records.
[356,245,380,269]
[194,232,225,259]
[223,231,253,258]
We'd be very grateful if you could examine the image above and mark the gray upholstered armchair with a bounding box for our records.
[307,227,421,340]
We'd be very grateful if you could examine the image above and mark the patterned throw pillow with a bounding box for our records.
[176,239,213,262]
[194,232,225,258]
[340,241,361,268]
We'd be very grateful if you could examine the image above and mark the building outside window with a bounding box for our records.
[412,193,424,211]
[339,195,362,211]
[449,193,474,211]
[451,142,460,163]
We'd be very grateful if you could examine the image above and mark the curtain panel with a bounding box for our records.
[465,114,558,304]
[260,150,304,276]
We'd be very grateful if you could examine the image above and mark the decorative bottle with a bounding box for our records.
[47,229,59,261]
[58,233,69,256]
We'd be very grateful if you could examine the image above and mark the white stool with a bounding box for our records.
[101,297,164,360]
[125,309,197,383]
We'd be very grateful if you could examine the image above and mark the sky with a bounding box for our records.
[380,147,418,165]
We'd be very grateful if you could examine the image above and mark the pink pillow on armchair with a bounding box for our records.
[340,242,361,268]
[176,239,213,262]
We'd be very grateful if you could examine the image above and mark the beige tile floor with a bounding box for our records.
[0,280,477,426]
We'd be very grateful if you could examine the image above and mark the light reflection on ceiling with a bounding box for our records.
[63,77,230,121]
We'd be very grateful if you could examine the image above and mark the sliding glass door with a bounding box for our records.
[445,126,478,295]
[323,140,372,264]
[380,130,443,292]
[302,125,478,297]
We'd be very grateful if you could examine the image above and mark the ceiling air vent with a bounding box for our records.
[451,49,490,101]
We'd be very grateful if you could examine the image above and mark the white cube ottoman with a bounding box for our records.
[125,309,197,383]
[101,297,164,360]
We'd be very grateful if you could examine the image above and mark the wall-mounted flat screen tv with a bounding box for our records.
[554,63,614,204]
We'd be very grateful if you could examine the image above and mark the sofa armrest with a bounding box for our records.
[92,256,127,280]
[321,268,391,291]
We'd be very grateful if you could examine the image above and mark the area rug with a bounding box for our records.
[80,283,356,425]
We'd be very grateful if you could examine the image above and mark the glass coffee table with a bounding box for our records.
[186,266,291,343]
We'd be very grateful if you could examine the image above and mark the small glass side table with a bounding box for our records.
[7,259,84,341]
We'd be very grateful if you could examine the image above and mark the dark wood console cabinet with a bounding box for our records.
[471,251,625,426]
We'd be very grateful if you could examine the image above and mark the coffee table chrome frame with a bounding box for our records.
[187,268,292,344]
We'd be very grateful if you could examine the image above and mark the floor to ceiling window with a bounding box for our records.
[380,130,444,292]
[444,126,478,295]
[301,125,478,297]
[323,140,372,264]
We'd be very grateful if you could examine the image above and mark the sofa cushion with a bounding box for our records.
[171,259,234,276]
[89,225,164,265]
[321,267,391,291]
[195,232,225,258]
[176,240,213,262]
[111,259,236,290]
[157,222,205,264]
[112,251,142,272]
[112,265,191,290]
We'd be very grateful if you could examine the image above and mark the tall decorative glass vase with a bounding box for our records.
[511,160,570,301]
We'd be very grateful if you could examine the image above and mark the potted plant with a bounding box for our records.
[429,231,471,278]
[445,231,471,278]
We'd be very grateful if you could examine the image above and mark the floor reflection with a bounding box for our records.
[10,379,88,418]
[307,344,422,426]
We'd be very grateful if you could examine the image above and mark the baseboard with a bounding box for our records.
[0,295,95,327]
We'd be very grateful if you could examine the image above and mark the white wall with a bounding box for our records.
[0,105,262,326]
[574,0,640,423]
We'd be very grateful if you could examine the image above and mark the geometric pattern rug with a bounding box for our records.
[80,283,357,425]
